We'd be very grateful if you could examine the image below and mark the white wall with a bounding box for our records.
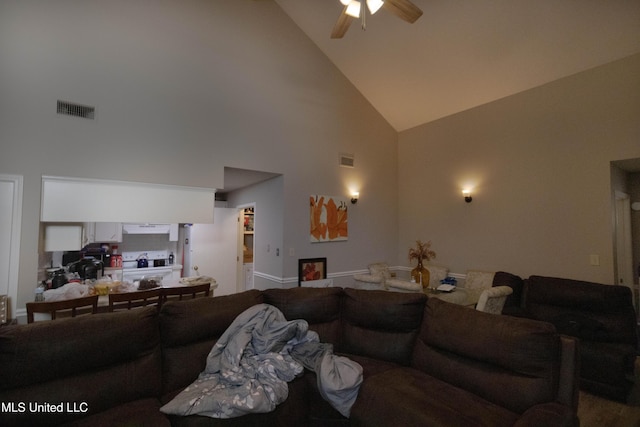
[398,54,640,283]
[0,0,398,311]
[3,0,634,314]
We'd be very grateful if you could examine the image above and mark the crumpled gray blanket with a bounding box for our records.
[160,303,363,419]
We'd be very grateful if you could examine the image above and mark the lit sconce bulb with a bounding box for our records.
[340,0,351,5]
[463,190,472,203]
[351,191,359,204]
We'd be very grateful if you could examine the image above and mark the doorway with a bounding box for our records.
[0,175,23,320]
[615,191,634,304]
[611,159,640,315]
[237,204,255,292]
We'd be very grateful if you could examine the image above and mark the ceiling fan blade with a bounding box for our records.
[383,0,423,24]
[331,7,355,39]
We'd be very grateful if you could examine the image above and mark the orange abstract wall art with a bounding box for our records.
[310,195,348,242]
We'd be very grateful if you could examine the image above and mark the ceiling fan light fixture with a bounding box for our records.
[367,0,384,14]
[345,1,361,18]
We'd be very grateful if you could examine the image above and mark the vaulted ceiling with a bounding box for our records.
[274,0,640,131]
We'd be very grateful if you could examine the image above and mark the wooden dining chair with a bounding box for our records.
[26,294,99,323]
[162,282,211,304]
[108,288,163,312]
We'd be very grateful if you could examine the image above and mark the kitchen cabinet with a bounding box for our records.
[41,176,216,224]
[44,223,83,251]
[169,223,179,241]
[95,222,122,242]
[83,222,122,243]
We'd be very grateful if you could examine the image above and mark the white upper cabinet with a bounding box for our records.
[95,222,123,242]
[41,176,216,224]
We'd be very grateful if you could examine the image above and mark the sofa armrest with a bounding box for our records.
[513,402,577,427]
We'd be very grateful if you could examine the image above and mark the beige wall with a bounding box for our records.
[398,54,640,283]
[0,0,398,311]
[1,1,637,314]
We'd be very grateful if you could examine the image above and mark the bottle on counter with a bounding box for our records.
[35,283,46,302]
[169,252,174,265]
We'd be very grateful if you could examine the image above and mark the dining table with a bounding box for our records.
[94,277,217,307]
[33,278,217,320]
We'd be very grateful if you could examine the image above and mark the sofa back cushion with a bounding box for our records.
[524,276,637,344]
[412,298,560,414]
[492,271,524,309]
[263,287,342,345]
[341,288,426,365]
[0,307,161,427]
[159,290,264,396]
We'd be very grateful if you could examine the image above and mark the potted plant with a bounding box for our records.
[408,240,436,288]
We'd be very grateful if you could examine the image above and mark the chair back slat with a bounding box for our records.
[26,294,99,323]
[161,283,211,304]
[108,288,163,312]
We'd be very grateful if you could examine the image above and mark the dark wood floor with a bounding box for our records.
[577,357,640,427]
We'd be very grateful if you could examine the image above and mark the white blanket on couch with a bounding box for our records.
[160,303,362,419]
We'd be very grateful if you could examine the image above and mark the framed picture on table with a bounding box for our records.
[298,258,327,286]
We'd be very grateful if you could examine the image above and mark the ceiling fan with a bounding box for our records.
[331,0,423,39]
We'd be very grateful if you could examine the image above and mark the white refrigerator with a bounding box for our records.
[182,208,239,296]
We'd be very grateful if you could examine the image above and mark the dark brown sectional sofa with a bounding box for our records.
[0,287,579,426]
[494,272,638,402]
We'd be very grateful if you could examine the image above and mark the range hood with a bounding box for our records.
[122,223,173,235]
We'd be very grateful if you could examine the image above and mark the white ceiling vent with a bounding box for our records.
[57,100,95,120]
[339,153,355,168]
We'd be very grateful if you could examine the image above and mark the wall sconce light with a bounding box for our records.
[463,190,472,203]
[351,192,359,204]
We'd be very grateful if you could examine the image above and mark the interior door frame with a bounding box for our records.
[0,174,23,320]
[614,190,634,307]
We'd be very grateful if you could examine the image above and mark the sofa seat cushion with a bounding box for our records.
[60,398,169,427]
[167,412,277,427]
[301,352,403,422]
[351,367,519,427]
[303,370,348,423]
[342,353,402,378]
[166,375,308,427]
